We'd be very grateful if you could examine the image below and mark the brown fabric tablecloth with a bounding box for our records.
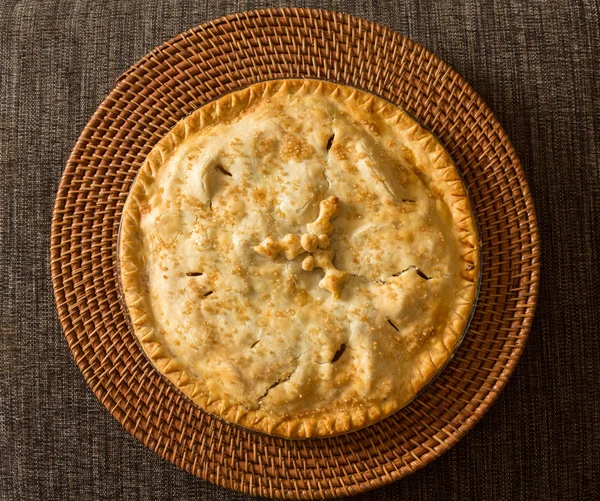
[1,1,598,499]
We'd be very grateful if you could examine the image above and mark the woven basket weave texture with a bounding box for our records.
[50,8,539,499]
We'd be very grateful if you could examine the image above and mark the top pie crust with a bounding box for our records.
[118,79,479,439]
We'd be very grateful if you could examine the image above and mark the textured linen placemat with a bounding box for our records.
[1,1,598,500]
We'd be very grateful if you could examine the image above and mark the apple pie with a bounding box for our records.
[118,79,479,438]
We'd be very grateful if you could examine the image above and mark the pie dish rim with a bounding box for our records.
[116,77,482,439]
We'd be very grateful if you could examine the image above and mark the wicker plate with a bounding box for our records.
[50,8,540,499]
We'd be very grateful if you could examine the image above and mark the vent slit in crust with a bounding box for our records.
[390,265,431,280]
[258,371,295,404]
[415,268,431,280]
[388,319,400,332]
[326,133,335,151]
[215,164,232,176]
[392,266,414,277]
[331,343,347,363]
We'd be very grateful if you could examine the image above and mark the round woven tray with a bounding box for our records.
[51,8,540,499]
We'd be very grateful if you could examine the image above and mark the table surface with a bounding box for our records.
[1,1,598,500]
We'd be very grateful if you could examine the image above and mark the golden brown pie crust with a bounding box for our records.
[118,79,479,438]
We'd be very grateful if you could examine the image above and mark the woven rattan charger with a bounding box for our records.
[50,9,540,499]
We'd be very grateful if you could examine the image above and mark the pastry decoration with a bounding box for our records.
[254,196,348,299]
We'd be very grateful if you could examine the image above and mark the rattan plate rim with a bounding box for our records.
[51,8,540,499]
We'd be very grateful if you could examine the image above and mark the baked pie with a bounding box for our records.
[118,79,479,438]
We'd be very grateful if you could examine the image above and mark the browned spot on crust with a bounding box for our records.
[363,120,380,135]
[331,143,347,160]
[252,133,279,157]
[252,188,268,206]
[281,135,315,161]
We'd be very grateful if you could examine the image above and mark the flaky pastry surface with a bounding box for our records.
[119,79,479,438]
